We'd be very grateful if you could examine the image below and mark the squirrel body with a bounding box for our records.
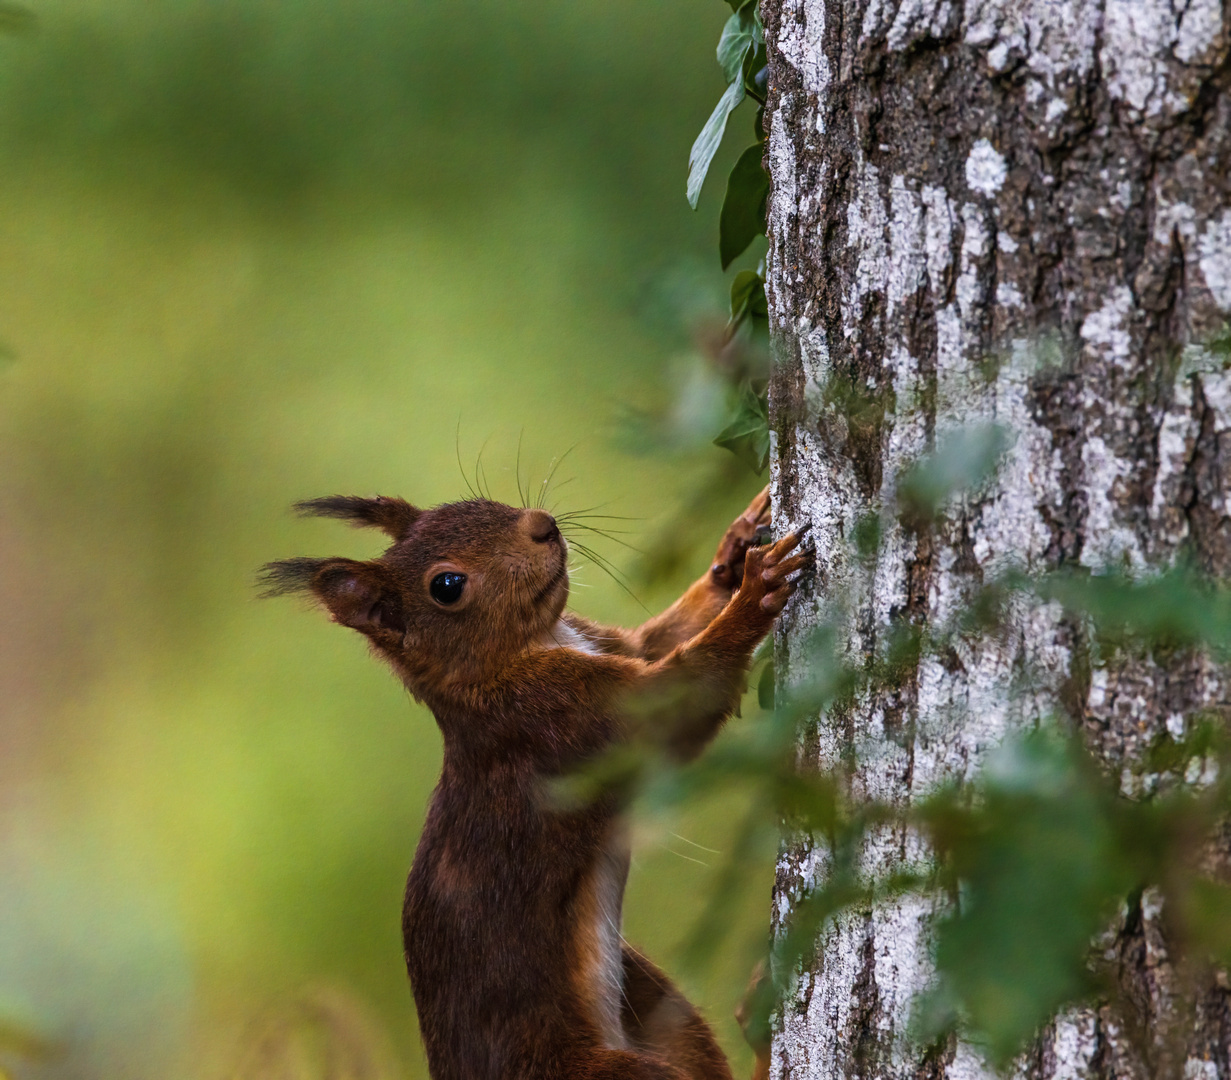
[262,489,807,1080]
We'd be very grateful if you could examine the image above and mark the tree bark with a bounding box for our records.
[762,0,1231,1075]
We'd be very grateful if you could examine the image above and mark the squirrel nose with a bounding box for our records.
[526,510,560,544]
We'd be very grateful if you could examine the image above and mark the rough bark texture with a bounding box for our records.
[762,0,1231,1075]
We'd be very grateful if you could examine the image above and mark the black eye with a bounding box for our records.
[430,572,467,605]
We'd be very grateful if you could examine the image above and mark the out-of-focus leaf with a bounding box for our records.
[687,79,745,209]
[713,381,769,474]
[720,143,769,269]
[0,3,35,34]
[852,512,882,560]
[728,269,765,322]
[1037,568,1231,656]
[1142,719,1224,775]
[1207,323,1231,361]
[874,620,924,691]
[757,657,775,710]
[1183,879,1231,967]
[716,2,757,83]
[916,734,1134,1063]
[897,424,1010,521]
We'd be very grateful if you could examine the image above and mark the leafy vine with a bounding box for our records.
[688,0,771,473]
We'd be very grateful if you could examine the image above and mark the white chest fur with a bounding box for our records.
[543,620,627,1044]
[584,835,631,1049]
[546,619,603,656]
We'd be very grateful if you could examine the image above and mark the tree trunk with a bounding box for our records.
[761,0,1231,1075]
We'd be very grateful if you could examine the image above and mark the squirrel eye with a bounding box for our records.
[430,572,467,605]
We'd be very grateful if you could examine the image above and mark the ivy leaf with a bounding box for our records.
[717,2,757,83]
[714,381,769,474]
[720,143,769,269]
[729,269,767,324]
[687,79,746,210]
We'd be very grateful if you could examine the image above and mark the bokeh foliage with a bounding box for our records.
[0,2,774,1077]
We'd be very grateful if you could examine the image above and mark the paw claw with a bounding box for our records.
[713,489,778,589]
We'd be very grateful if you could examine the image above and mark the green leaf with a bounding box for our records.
[713,381,769,474]
[757,658,775,710]
[717,3,757,83]
[687,79,746,209]
[1208,322,1231,361]
[1184,879,1231,967]
[852,512,882,559]
[741,20,767,104]
[896,424,1010,521]
[729,270,759,319]
[729,269,766,325]
[1035,568,1231,656]
[720,143,769,269]
[916,733,1134,1063]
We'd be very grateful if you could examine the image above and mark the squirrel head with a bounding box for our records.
[260,495,568,701]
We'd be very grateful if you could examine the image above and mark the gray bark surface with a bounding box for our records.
[762,0,1231,1075]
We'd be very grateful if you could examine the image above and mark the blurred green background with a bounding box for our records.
[0,2,773,1077]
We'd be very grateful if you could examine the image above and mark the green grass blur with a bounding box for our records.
[0,3,774,1078]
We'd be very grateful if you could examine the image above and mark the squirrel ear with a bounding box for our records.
[312,560,407,636]
[260,557,406,636]
[294,495,420,541]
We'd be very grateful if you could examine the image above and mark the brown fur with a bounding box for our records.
[261,487,805,1080]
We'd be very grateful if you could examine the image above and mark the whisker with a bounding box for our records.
[555,516,638,529]
[669,832,722,855]
[662,847,709,867]
[537,446,578,508]
[556,518,637,536]
[569,540,648,612]
[474,435,495,501]
[456,419,480,500]
[515,429,528,509]
[552,500,637,521]
[562,522,644,553]
[570,541,633,585]
[546,476,577,501]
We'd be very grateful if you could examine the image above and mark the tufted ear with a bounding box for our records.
[294,495,420,541]
[259,557,406,636]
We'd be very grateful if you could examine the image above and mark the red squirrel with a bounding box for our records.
[261,486,808,1080]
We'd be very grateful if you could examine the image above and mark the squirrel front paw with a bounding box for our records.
[710,486,773,589]
[739,528,813,616]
